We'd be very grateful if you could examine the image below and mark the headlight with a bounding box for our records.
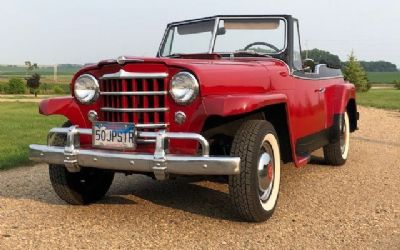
[169,72,199,105]
[74,74,99,104]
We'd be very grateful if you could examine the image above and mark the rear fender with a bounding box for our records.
[330,84,356,114]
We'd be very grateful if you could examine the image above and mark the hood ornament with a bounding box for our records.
[117,56,127,65]
[117,56,145,65]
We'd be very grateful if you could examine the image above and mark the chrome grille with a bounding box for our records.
[99,70,169,143]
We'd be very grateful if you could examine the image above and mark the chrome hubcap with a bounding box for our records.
[258,148,274,202]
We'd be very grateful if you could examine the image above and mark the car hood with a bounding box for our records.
[78,56,286,96]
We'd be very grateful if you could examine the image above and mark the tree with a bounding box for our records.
[358,61,398,72]
[25,61,41,97]
[343,51,370,92]
[301,49,342,69]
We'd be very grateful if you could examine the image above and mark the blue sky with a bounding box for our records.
[1,0,399,67]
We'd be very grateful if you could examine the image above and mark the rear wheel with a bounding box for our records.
[323,112,350,166]
[48,121,114,205]
[229,120,281,222]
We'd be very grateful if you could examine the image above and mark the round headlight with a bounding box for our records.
[74,74,99,104]
[169,72,199,105]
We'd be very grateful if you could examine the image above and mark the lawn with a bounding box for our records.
[0,102,64,170]
[357,89,400,110]
[366,72,400,84]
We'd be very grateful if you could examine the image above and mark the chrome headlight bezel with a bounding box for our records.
[74,74,100,104]
[169,72,199,105]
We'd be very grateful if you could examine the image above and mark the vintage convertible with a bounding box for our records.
[29,15,358,222]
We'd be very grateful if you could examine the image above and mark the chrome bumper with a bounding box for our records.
[28,126,240,180]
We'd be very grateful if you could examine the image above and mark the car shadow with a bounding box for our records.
[0,166,240,221]
[309,155,328,165]
[107,175,241,221]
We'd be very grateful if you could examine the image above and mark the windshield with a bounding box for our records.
[159,18,287,57]
[160,20,215,56]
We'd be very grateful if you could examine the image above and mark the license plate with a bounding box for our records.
[93,122,136,149]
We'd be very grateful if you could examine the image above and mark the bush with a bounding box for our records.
[6,78,25,94]
[394,80,400,90]
[53,86,65,94]
[40,82,51,94]
[0,82,8,93]
[56,84,70,94]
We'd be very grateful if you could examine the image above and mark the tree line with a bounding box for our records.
[301,49,398,72]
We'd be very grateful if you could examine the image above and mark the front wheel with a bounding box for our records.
[49,165,115,205]
[229,120,281,222]
[48,121,114,205]
[323,112,350,166]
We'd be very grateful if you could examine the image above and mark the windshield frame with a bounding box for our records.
[157,16,288,57]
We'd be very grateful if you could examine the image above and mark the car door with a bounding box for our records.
[292,20,327,137]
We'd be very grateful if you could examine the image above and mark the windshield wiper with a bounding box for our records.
[233,51,271,58]
[165,53,184,58]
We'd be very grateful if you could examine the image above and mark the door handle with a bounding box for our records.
[315,88,325,93]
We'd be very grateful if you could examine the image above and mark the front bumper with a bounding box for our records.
[29,126,240,180]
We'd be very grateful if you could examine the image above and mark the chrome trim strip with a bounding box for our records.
[135,123,168,129]
[101,107,169,112]
[100,91,167,96]
[136,139,156,143]
[101,70,168,79]
[291,74,344,81]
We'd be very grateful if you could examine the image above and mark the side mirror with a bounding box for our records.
[216,27,226,35]
[303,58,315,73]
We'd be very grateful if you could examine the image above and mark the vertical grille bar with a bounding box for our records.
[110,80,115,122]
[142,79,149,126]
[153,79,160,124]
[132,79,139,124]
[121,79,128,122]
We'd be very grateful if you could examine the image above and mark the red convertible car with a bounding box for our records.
[29,15,358,222]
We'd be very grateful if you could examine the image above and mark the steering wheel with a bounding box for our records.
[243,42,280,53]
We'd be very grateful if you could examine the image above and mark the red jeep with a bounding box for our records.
[29,15,358,222]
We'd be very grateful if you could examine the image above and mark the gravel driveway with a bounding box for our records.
[0,106,399,249]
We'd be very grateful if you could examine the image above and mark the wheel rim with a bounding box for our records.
[258,142,274,203]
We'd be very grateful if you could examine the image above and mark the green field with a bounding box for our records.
[0,64,81,75]
[366,72,400,84]
[357,89,400,110]
[0,103,64,170]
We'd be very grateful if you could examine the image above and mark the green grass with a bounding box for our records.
[0,103,64,170]
[0,95,62,99]
[357,89,400,110]
[366,72,400,84]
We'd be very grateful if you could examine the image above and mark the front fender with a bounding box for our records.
[39,97,89,128]
[202,93,288,116]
